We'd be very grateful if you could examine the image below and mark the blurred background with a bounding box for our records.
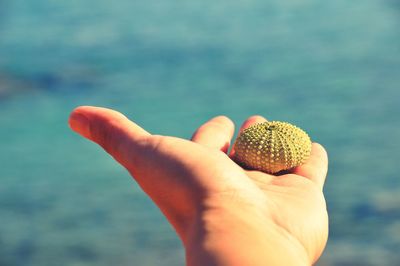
[0,0,399,265]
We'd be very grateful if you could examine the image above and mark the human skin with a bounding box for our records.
[69,106,328,266]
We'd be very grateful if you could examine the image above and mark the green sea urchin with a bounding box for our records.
[233,121,312,174]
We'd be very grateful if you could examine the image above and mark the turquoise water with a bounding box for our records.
[1,0,400,265]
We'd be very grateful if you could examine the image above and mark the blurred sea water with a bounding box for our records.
[0,0,400,265]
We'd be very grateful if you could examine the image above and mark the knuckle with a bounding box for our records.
[89,117,124,154]
[146,135,170,154]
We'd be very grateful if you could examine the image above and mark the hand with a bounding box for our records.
[69,106,328,266]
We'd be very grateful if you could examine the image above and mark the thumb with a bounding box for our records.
[69,106,150,167]
[68,106,203,239]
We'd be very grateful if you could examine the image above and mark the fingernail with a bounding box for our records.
[69,112,90,138]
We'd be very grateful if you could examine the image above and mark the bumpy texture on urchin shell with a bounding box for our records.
[233,121,311,174]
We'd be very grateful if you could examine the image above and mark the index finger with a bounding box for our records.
[229,115,268,157]
[292,143,328,190]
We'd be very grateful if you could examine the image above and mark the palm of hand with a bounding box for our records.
[69,106,328,265]
[245,170,328,263]
[167,142,328,264]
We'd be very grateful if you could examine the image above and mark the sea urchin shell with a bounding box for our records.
[233,121,312,174]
